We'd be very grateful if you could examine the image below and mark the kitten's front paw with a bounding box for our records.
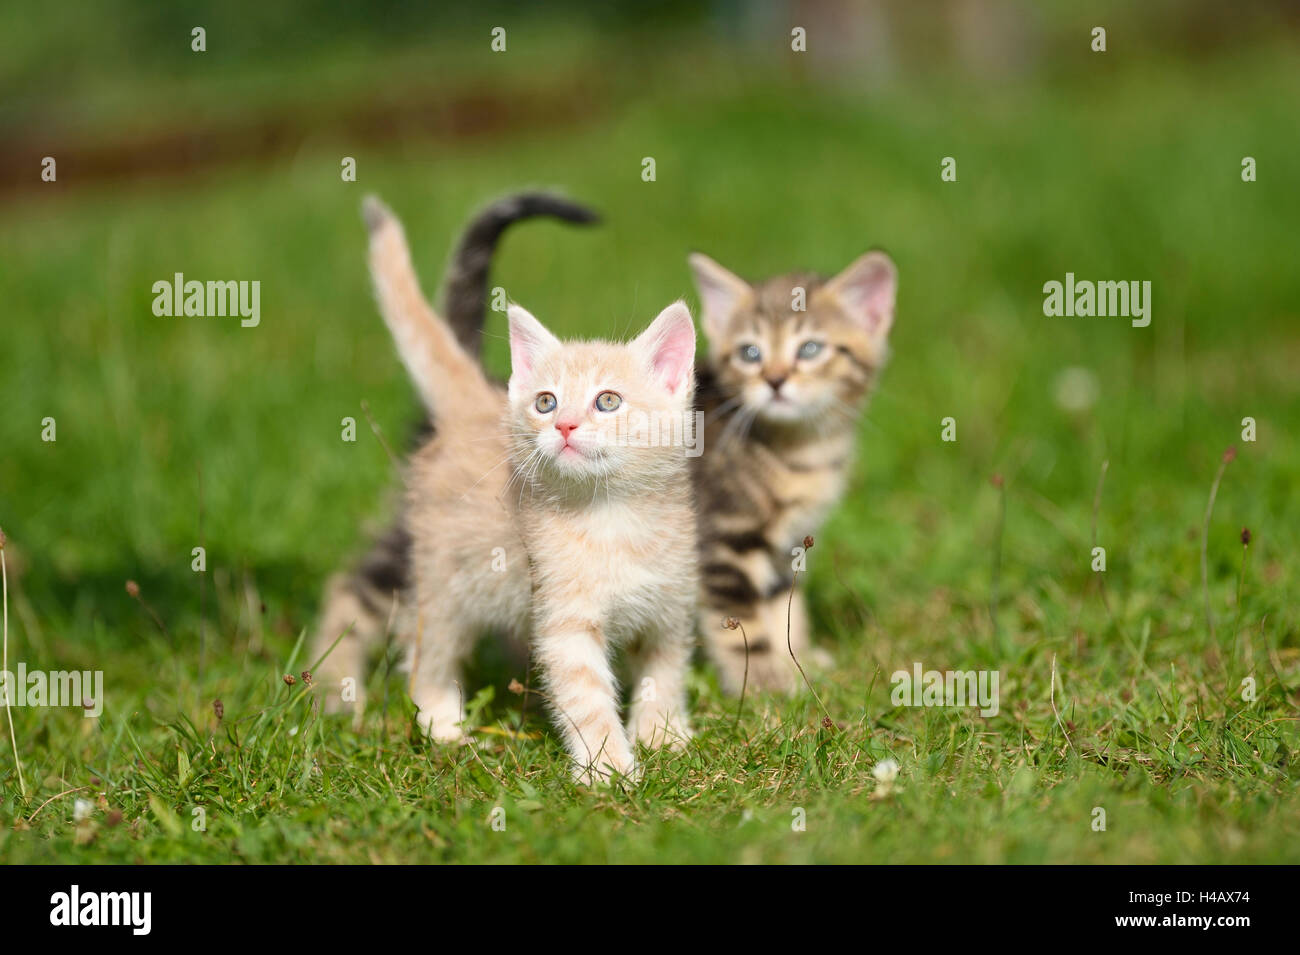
[629,707,694,751]
[414,695,469,745]
[572,750,640,787]
[422,721,471,746]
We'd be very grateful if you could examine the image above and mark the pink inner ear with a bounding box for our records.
[509,333,538,378]
[508,314,553,379]
[652,324,695,393]
[841,262,896,334]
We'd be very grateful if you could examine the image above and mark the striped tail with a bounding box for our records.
[443,192,599,356]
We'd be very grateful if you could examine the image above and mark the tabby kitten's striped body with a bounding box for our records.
[688,258,897,693]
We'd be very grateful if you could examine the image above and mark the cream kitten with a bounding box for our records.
[314,199,698,784]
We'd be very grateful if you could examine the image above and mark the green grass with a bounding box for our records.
[2,21,1299,863]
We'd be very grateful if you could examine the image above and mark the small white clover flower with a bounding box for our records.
[73,798,94,822]
[1053,366,1099,414]
[872,759,900,783]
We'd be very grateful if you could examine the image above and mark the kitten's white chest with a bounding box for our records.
[538,499,694,642]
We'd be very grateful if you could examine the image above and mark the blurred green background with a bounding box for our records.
[1,0,1298,863]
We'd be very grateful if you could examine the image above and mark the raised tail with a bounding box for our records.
[442,192,600,357]
[362,196,495,418]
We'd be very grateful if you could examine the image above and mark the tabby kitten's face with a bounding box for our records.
[689,252,897,425]
[506,302,696,487]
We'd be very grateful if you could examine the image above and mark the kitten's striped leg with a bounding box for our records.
[700,586,810,695]
[625,617,695,751]
[701,605,780,695]
[779,587,834,671]
[534,620,637,785]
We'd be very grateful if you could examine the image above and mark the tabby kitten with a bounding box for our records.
[314,199,698,783]
[688,252,897,694]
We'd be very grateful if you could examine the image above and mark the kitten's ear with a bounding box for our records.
[634,301,696,395]
[688,253,751,342]
[823,251,898,341]
[507,304,560,381]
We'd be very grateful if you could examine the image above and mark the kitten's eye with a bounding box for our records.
[535,393,557,413]
[737,344,762,363]
[595,391,622,412]
[797,340,824,360]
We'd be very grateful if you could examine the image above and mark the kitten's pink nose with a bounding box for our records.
[556,421,580,441]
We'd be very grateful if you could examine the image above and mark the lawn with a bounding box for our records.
[1,10,1298,863]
